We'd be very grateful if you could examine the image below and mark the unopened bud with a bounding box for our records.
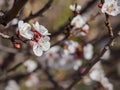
[13,42,21,49]
[98,3,103,8]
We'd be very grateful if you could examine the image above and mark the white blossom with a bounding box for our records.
[24,59,37,73]
[88,62,113,90]
[64,40,79,54]
[101,77,113,90]
[33,36,50,56]
[101,0,120,16]
[18,20,33,39]
[76,24,89,36]
[17,20,51,57]
[69,4,81,11]
[5,80,20,90]
[73,60,82,70]
[71,15,85,28]
[83,43,93,60]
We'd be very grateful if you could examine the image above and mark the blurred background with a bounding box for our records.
[0,0,120,90]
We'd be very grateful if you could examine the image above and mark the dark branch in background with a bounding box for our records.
[24,0,54,22]
[0,0,28,26]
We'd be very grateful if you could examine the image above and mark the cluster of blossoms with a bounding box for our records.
[83,62,113,90]
[40,40,93,70]
[101,0,120,16]
[70,4,90,36]
[17,20,50,56]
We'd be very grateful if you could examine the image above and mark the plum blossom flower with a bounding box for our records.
[101,0,120,16]
[83,43,94,60]
[71,15,90,36]
[17,20,50,56]
[71,15,85,28]
[89,62,113,90]
[64,40,79,54]
[18,20,33,39]
[69,4,81,12]
[76,24,90,36]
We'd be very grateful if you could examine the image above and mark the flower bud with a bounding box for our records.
[98,3,103,8]
[13,42,21,49]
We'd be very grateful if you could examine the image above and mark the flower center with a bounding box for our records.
[107,4,115,13]
[33,30,42,42]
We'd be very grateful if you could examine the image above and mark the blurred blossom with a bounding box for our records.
[101,0,120,16]
[83,43,94,60]
[73,60,82,70]
[10,18,19,25]
[44,40,83,70]
[17,20,51,56]
[64,40,79,54]
[24,59,37,73]
[25,74,39,87]
[69,4,81,12]
[5,80,20,90]
[86,62,113,90]
[71,14,89,36]
[71,15,85,28]
[101,77,113,90]
[101,49,111,60]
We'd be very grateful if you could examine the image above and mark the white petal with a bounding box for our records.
[33,22,40,31]
[33,43,43,56]
[101,0,120,16]
[18,20,33,39]
[33,22,50,35]
[41,41,50,51]
[83,44,93,60]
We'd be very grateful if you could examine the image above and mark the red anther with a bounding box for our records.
[98,3,103,8]
[33,30,42,42]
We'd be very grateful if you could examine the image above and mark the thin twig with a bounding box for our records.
[105,13,114,37]
[0,32,11,39]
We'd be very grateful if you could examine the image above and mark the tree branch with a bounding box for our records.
[0,0,28,25]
